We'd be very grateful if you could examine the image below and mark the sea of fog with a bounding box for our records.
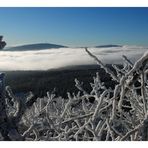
[0,45,147,71]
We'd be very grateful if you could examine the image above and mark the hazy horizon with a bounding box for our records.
[0,45,147,71]
[4,42,148,49]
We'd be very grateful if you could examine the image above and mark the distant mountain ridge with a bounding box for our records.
[95,44,122,48]
[5,43,68,51]
[4,43,123,51]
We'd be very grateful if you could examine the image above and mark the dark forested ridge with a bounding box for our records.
[95,44,122,48]
[5,43,68,51]
[4,64,118,98]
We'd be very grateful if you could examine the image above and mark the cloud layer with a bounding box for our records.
[0,45,147,71]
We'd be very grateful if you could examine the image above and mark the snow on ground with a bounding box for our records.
[0,45,147,70]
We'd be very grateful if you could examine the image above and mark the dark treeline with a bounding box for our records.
[4,65,118,98]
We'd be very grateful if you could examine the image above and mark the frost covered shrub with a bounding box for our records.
[0,48,148,141]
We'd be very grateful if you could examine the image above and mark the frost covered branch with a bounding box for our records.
[0,47,148,141]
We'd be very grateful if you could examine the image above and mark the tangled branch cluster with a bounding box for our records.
[0,48,148,141]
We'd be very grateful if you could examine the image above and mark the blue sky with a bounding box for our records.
[0,7,148,47]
